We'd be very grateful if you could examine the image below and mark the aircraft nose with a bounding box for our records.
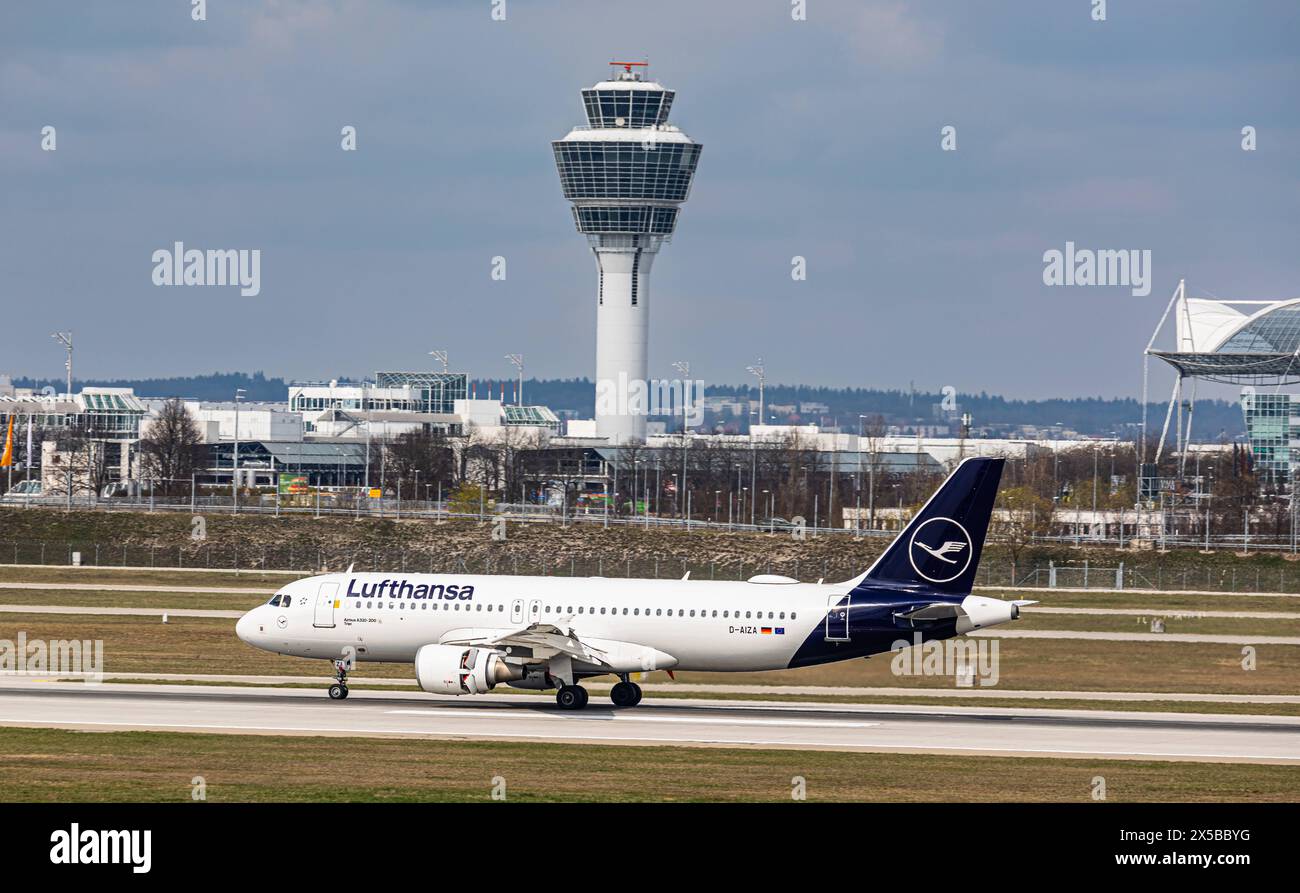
[235,610,259,645]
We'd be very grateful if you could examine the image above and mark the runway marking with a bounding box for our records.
[384,707,881,729]
[0,719,1291,762]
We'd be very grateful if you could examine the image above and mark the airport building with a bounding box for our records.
[0,383,146,488]
[553,63,703,444]
[1148,282,1300,484]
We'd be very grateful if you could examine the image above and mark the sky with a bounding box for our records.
[2,0,1298,400]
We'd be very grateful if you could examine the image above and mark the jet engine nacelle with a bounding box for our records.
[414,643,521,696]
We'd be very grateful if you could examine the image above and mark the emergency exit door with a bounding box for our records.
[824,593,850,642]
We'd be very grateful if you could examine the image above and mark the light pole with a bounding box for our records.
[746,359,765,433]
[363,378,371,492]
[506,354,523,406]
[430,349,449,414]
[673,360,690,518]
[50,332,73,397]
[232,388,245,513]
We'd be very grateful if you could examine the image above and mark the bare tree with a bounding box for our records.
[138,398,204,497]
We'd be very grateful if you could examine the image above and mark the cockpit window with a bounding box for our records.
[269,593,289,607]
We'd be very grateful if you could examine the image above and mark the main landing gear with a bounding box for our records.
[610,677,643,708]
[555,676,644,710]
[328,659,350,700]
[555,685,589,710]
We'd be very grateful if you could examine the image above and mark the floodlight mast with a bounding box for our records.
[506,354,524,407]
[51,332,73,397]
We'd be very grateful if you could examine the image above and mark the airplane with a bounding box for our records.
[236,456,1026,709]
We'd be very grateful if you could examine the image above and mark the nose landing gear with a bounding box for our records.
[328,659,350,700]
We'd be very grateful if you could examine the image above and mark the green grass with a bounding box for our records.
[983,589,1300,611]
[1014,613,1300,636]
[0,566,287,588]
[0,727,1295,802]
[0,589,266,611]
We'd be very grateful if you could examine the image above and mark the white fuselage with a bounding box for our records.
[235,571,1019,679]
[237,572,835,673]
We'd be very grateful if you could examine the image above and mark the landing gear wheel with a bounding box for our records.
[329,658,350,700]
[556,685,588,710]
[610,681,640,707]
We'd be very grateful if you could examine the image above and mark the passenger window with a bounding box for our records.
[791,613,797,620]
[656,609,662,617]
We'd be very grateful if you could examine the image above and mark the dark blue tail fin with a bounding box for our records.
[853,457,1004,596]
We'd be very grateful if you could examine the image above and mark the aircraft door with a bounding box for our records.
[510,598,524,624]
[314,582,340,628]
[824,593,850,642]
[528,599,541,623]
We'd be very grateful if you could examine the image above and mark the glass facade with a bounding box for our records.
[581,88,674,128]
[1219,307,1300,354]
[373,372,467,414]
[572,206,678,235]
[553,142,701,202]
[1241,390,1298,482]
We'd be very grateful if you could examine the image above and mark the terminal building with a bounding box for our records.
[1148,281,1300,484]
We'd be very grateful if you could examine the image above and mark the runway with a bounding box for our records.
[1,679,1297,763]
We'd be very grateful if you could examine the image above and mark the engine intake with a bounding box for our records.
[414,643,521,696]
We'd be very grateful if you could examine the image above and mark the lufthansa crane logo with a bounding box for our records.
[908,517,973,584]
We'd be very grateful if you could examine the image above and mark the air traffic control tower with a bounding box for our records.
[553,62,703,443]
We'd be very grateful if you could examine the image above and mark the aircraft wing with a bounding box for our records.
[440,623,611,666]
[439,624,678,674]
